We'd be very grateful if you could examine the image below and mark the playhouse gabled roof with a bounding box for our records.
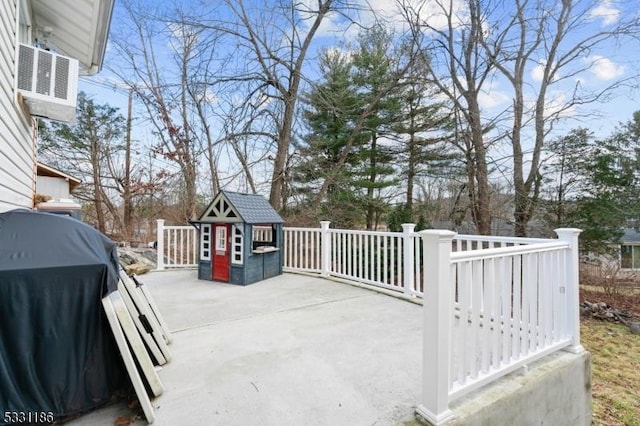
[198,191,283,224]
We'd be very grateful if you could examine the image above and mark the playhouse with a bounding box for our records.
[191,191,284,285]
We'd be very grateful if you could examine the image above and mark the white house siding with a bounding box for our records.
[0,0,36,213]
[36,176,71,201]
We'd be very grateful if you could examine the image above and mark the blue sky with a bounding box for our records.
[82,0,640,136]
[79,0,640,189]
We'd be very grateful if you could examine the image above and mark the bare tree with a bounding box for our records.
[195,0,344,211]
[400,0,640,236]
[399,0,495,234]
[109,0,207,222]
[478,0,640,235]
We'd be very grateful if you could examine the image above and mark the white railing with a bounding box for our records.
[157,218,582,424]
[283,222,582,425]
[282,225,323,273]
[283,222,421,296]
[416,228,583,425]
[330,228,406,292]
[156,219,198,269]
[452,234,551,251]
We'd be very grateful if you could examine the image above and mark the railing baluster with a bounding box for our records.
[457,262,470,385]
[501,255,511,364]
[364,234,369,281]
[471,258,482,379]
[180,228,184,265]
[415,237,421,294]
[305,229,310,270]
[389,236,395,287]
[543,252,553,345]
[512,255,522,359]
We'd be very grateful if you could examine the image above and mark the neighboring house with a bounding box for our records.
[581,228,640,284]
[36,162,80,200]
[35,162,82,218]
[620,228,640,270]
[0,0,114,213]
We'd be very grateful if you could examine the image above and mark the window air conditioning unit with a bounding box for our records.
[15,44,79,123]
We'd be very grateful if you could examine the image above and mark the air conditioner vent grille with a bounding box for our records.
[17,44,33,91]
[54,57,70,99]
[36,50,52,95]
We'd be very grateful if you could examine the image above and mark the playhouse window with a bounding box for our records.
[232,226,243,265]
[252,225,275,249]
[216,226,227,252]
[200,224,211,260]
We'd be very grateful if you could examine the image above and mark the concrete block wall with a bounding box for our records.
[423,351,592,426]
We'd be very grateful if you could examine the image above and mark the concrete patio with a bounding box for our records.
[68,270,423,425]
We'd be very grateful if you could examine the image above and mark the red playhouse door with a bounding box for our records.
[212,224,230,282]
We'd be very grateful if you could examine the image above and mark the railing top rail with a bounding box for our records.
[450,240,569,262]
[328,228,401,238]
[453,234,554,244]
[163,225,194,230]
[285,226,556,244]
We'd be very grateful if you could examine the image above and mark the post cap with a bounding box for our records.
[418,229,457,238]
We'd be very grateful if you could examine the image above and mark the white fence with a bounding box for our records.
[157,219,582,424]
[156,219,198,269]
[283,222,420,295]
[283,222,583,425]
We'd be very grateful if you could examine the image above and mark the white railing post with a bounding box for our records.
[320,221,331,276]
[416,230,456,426]
[555,228,584,354]
[402,223,416,296]
[156,219,165,271]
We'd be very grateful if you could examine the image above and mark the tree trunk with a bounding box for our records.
[406,130,416,213]
[123,89,133,240]
[467,99,491,235]
[183,161,198,221]
[366,132,378,230]
[266,0,334,212]
[91,139,106,233]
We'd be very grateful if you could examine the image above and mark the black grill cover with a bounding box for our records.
[0,210,129,423]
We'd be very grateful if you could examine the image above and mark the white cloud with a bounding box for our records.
[585,55,625,80]
[589,1,621,26]
[392,0,469,32]
[531,63,545,82]
[530,60,561,83]
[535,92,577,120]
[448,75,510,110]
[299,0,469,40]
[478,85,510,110]
[203,88,218,105]
[551,94,577,119]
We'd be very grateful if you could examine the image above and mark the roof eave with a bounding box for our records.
[84,0,115,75]
[31,0,115,75]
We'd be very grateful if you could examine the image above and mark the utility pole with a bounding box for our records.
[124,88,133,242]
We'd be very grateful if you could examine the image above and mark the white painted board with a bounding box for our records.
[136,278,173,344]
[102,295,156,424]
[110,291,164,397]
[117,280,166,365]
[120,270,172,362]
